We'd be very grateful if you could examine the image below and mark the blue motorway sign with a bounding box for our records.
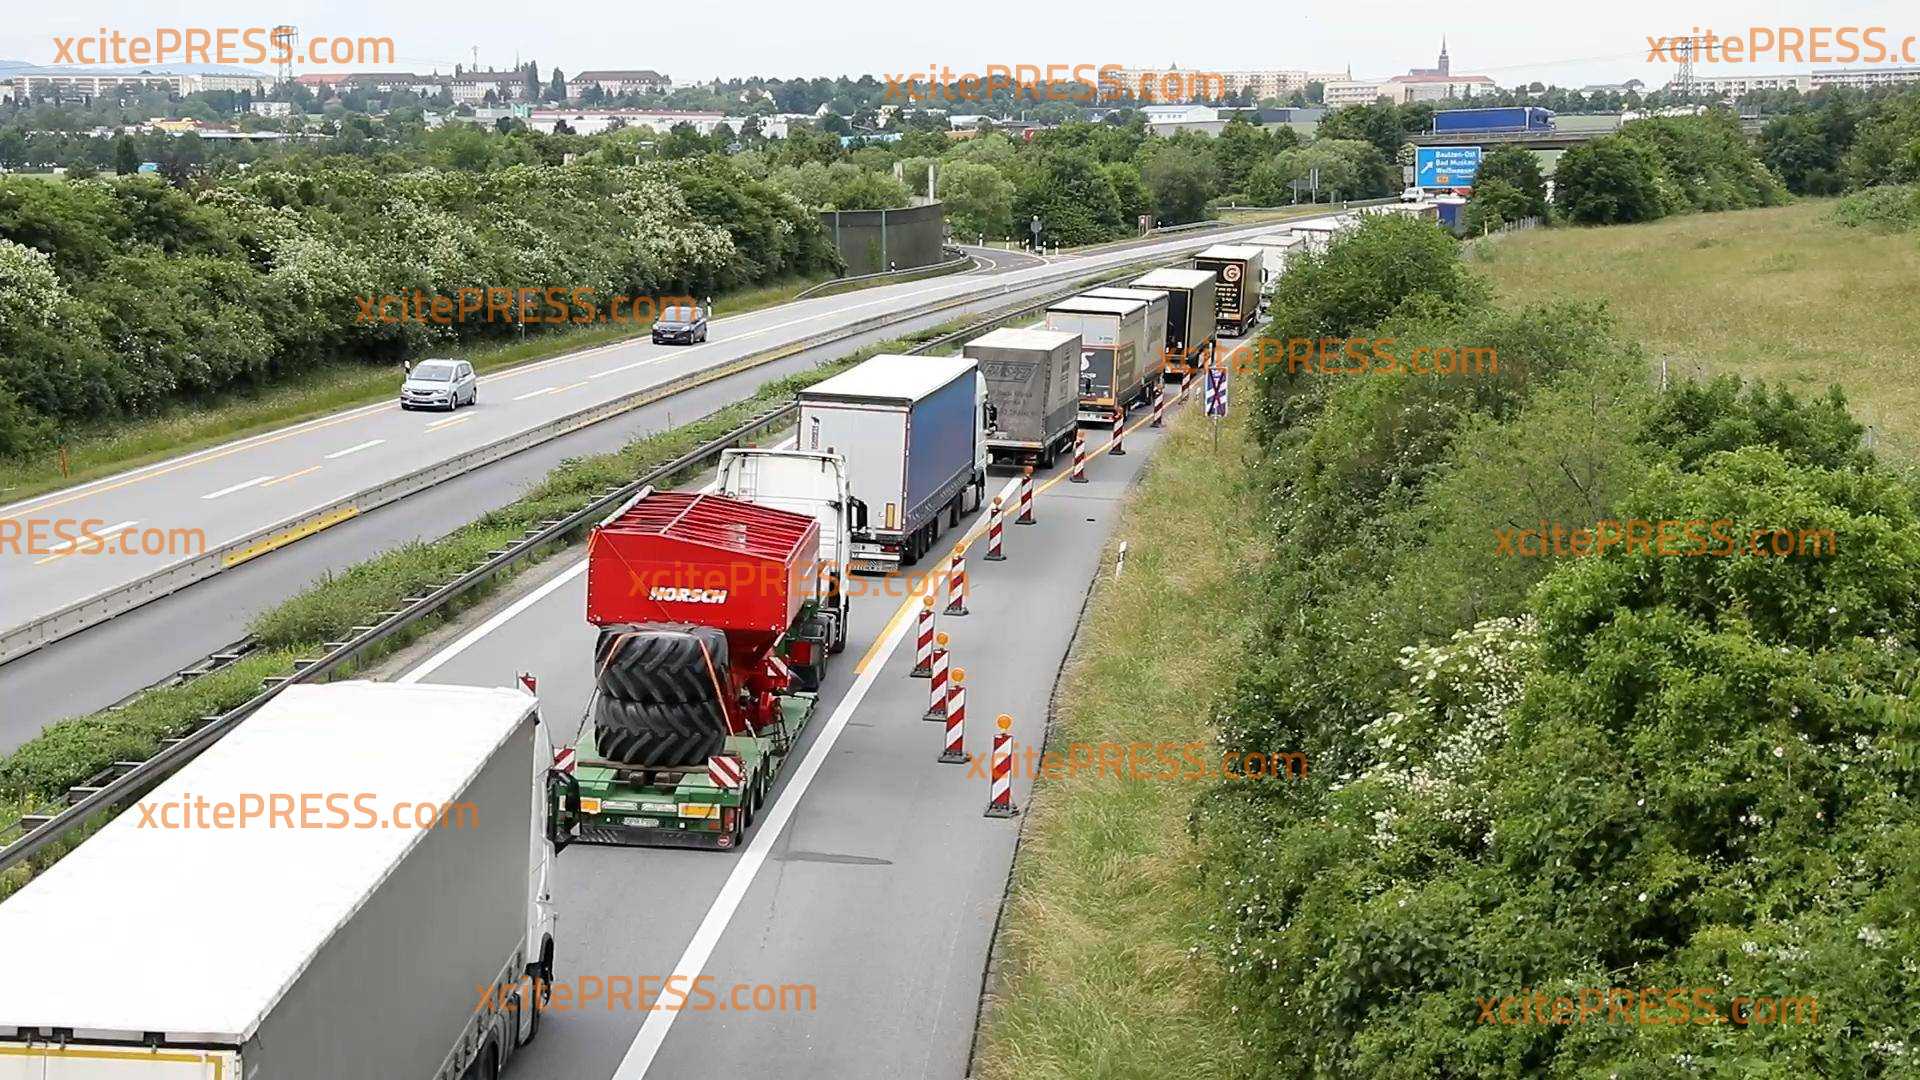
[1415,146,1482,189]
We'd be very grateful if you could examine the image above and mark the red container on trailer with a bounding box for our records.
[587,491,821,711]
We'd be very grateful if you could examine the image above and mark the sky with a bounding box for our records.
[3,0,1914,91]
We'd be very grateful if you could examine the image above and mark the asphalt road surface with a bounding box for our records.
[377,392,1186,1079]
[0,215,1314,647]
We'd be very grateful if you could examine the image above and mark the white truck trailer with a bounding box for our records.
[1045,295,1149,426]
[1130,268,1218,377]
[0,681,576,1080]
[1081,287,1170,395]
[797,354,987,572]
[716,446,860,663]
[965,327,1081,469]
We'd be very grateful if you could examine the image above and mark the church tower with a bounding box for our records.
[1438,37,1450,76]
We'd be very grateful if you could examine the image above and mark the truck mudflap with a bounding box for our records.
[571,694,816,852]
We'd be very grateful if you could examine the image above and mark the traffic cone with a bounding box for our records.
[911,595,935,678]
[923,633,950,721]
[984,714,1019,817]
[939,669,967,763]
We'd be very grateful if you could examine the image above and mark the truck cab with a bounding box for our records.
[716,447,860,655]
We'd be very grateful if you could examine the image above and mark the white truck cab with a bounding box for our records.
[716,447,860,654]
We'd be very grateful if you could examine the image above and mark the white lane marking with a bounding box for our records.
[36,519,137,561]
[200,475,276,500]
[324,439,385,460]
[611,586,919,1079]
[514,387,558,401]
[426,414,472,431]
[397,559,589,685]
[588,356,675,379]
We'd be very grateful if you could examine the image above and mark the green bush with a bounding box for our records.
[1831,183,1920,232]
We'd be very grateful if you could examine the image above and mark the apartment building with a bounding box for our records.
[565,70,673,99]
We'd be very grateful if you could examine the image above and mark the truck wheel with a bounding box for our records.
[594,697,728,767]
[595,626,727,705]
[829,603,849,654]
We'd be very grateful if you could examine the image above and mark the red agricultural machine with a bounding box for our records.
[567,488,830,850]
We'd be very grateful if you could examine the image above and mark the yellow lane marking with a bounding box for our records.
[426,414,473,431]
[262,465,322,487]
[223,505,361,568]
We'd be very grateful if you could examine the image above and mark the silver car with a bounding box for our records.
[400,359,477,411]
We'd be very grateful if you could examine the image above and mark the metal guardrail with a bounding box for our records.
[792,246,974,301]
[0,256,1175,876]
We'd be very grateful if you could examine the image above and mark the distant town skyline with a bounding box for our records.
[2,0,1908,92]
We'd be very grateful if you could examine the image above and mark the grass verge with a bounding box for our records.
[1470,199,1920,459]
[974,405,1258,1080]
[0,273,831,505]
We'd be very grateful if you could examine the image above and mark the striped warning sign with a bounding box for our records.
[708,753,745,790]
[553,747,576,775]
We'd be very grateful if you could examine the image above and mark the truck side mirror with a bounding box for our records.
[545,769,581,854]
[849,497,869,531]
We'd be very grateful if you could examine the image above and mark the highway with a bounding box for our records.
[0,218,1321,751]
[371,391,1178,1079]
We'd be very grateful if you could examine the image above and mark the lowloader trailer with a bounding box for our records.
[797,354,987,573]
[0,682,577,1080]
[575,489,829,851]
[1130,267,1217,378]
[1045,295,1150,426]
[967,327,1082,469]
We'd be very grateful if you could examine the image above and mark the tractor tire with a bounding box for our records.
[593,696,728,767]
[593,625,728,705]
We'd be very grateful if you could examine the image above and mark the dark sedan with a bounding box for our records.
[651,304,709,345]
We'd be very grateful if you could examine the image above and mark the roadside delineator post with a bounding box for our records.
[911,595,935,678]
[1070,430,1089,483]
[939,669,968,763]
[1180,367,1193,405]
[1015,466,1036,525]
[984,498,1006,561]
[984,714,1019,817]
[944,546,969,616]
[1150,385,1166,428]
[923,633,951,721]
[1110,414,1127,456]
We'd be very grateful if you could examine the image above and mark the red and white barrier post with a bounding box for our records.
[923,632,950,721]
[984,714,1019,817]
[1016,466,1036,525]
[1150,383,1166,428]
[944,546,969,617]
[1110,412,1127,456]
[984,497,1006,561]
[939,669,968,763]
[1070,430,1089,483]
[911,594,935,678]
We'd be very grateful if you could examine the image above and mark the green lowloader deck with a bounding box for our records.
[571,692,817,851]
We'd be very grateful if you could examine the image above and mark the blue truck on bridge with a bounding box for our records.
[1432,107,1554,134]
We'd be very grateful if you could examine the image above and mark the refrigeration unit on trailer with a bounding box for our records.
[1081,287,1170,394]
[573,489,828,850]
[1193,244,1266,338]
[1044,295,1149,426]
[965,327,1081,468]
[797,353,987,572]
[1130,267,1217,376]
[0,682,575,1080]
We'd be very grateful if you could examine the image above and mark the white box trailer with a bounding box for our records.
[0,682,574,1080]
[965,327,1081,469]
[1081,287,1170,394]
[1131,268,1217,376]
[1193,244,1266,338]
[1045,295,1149,426]
[798,354,987,572]
[1240,232,1304,296]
